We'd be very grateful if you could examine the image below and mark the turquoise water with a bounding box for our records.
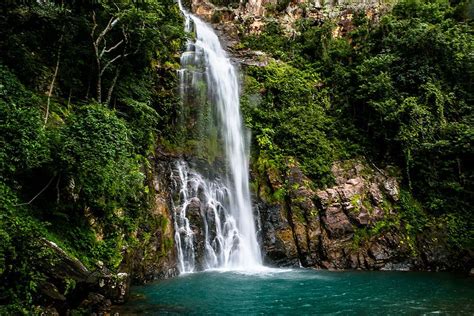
[117,269,474,315]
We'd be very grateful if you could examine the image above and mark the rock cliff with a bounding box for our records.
[255,159,471,271]
[190,0,393,36]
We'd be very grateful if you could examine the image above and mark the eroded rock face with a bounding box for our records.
[256,158,473,271]
[190,0,393,37]
[255,159,416,270]
[125,156,178,282]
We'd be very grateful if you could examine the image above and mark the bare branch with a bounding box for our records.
[101,39,123,58]
[100,54,123,77]
[91,11,97,39]
[99,38,107,58]
[14,175,56,206]
[45,27,64,126]
[105,66,121,106]
[97,16,119,45]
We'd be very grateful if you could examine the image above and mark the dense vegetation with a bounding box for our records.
[240,0,472,248]
[0,1,184,312]
[1,0,472,312]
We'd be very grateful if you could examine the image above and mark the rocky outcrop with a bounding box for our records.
[190,0,394,36]
[35,240,132,315]
[186,0,394,67]
[123,156,178,283]
[256,158,471,271]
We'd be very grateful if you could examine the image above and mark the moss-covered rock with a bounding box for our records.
[255,158,472,271]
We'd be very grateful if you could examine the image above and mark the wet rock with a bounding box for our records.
[381,262,412,271]
[103,272,130,304]
[39,282,66,302]
[258,202,300,266]
[125,157,178,283]
[254,158,424,271]
[369,243,390,262]
[187,197,203,225]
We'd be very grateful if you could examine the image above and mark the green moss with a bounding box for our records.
[362,198,374,214]
[350,194,362,213]
[352,227,370,250]
[162,237,174,256]
[273,187,287,202]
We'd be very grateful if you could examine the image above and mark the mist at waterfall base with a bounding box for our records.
[118,269,474,314]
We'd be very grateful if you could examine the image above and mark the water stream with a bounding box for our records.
[173,1,262,273]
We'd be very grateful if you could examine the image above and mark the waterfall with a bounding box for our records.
[173,1,262,273]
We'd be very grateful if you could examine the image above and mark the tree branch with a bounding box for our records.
[100,53,123,77]
[105,65,121,106]
[91,11,97,39]
[100,39,123,58]
[96,16,119,46]
[14,175,56,206]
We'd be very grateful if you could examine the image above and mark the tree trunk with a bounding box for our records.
[105,66,121,106]
[44,29,64,126]
[96,58,102,103]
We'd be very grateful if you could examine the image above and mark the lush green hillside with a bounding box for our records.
[0,1,183,313]
[240,0,472,250]
[0,0,472,313]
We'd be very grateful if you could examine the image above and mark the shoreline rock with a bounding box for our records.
[255,158,473,272]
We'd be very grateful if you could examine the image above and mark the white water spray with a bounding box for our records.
[173,1,262,273]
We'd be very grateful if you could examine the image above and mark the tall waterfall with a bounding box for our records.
[173,1,262,273]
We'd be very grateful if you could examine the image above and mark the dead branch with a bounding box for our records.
[44,26,65,126]
[14,175,56,206]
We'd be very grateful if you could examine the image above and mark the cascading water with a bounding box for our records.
[173,1,262,273]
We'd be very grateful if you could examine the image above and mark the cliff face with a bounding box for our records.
[256,159,470,271]
[185,0,473,273]
[126,156,178,283]
[190,0,393,36]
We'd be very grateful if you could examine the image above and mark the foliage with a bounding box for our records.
[242,61,340,187]
[241,0,473,248]
[58,104,144,213]
[0,67,50,180]
[0,183,56,313]
[0,0,185,311]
